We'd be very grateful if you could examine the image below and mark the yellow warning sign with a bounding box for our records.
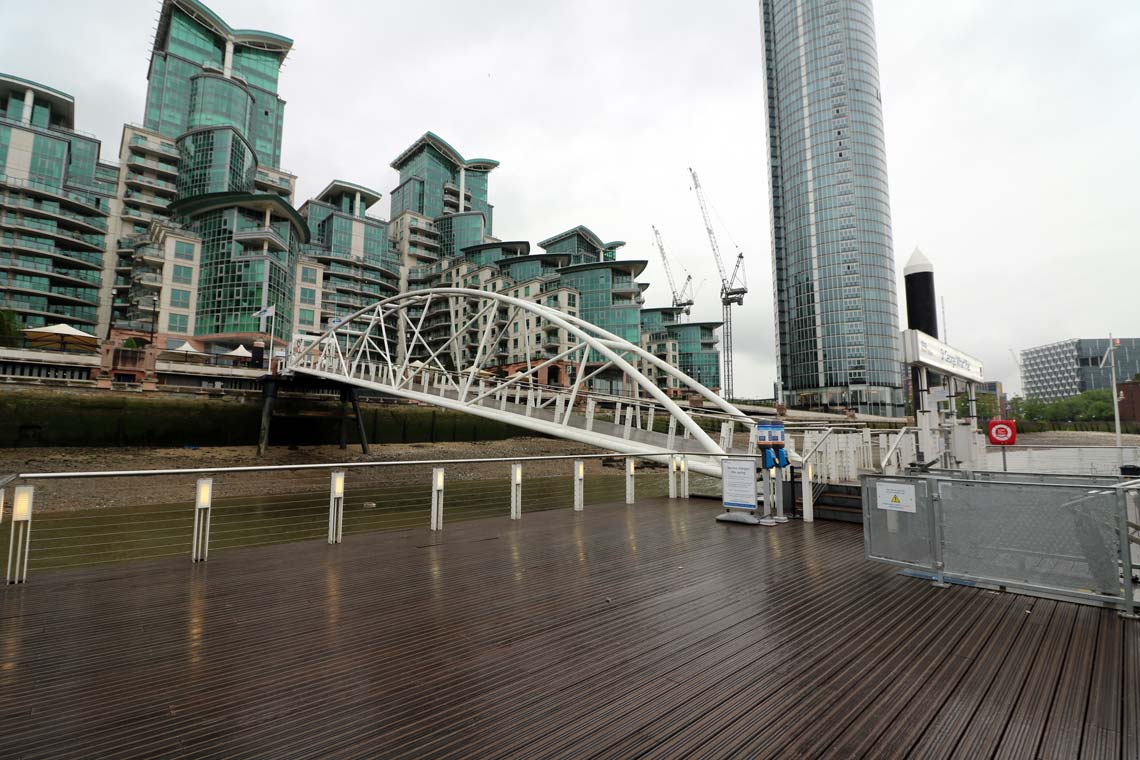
[876,482,917,513]
[891,495,901,504]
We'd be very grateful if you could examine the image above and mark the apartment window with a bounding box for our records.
[174,241,195,261]
[300,287,316,305]
[172,265,193,284]
[169,288,191,309]
[167,313,188,333]
[299,308,315,326]
[301,267,317,284]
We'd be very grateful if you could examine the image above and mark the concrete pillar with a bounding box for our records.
[224,40,234,77]
[21,88,34,125]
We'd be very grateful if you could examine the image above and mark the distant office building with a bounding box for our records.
[761,0,903,415]
[976,380,1007,418]
[1021,338,1140,400]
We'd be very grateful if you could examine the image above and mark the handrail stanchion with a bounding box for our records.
[510,463,522,520]
[6,485,33,584]
[927,476,949,588]
[680,455,690,499]
[192,478,212,562]
[774,466,788,523]
[802,462,814,523]
[669,455,679,499]
[1117,486,1138,618]
[328,471,345,544]
[573,460,585,512]
[626,458,635,504]
[431,467,445,531]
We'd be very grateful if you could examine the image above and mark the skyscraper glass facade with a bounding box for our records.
[762,0,902,414]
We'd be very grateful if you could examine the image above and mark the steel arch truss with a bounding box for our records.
[283,288,752,474]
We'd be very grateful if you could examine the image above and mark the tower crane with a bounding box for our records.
[651,225,694,316]
[689,167,747,400]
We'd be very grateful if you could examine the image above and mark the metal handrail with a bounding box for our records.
[15,449,780,481]
[880,426,915,470]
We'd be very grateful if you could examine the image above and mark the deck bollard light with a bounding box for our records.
[573,460,585,511]
[680,456,690,499]
[6,485,33,584]
[431,467,445,531]
[625,458,636,504]
[328,470,345,544]
[510,463,522,520]
[191,478,213,562]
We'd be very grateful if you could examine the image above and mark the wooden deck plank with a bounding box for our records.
[0,495,1134,760]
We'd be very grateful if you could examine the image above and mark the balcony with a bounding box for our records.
[5,197,108,233]
[129,134,180,159]
[123,190,169,210]
[124,172,177,196]
[0,215,104,252]
[132,272,163,288]
[133,246,165,266]
[233,226,288,252]
[120,206,167,224]
[127,154,179,178]
[0,172,109,216]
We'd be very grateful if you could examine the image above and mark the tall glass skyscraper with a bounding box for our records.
[761,0,903,416]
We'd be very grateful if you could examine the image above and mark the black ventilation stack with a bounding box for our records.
[904,247,938,415]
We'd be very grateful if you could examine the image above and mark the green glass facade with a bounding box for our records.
[0,74,112,329]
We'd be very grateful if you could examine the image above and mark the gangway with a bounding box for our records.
[283,289,760,478]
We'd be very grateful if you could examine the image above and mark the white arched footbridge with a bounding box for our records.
[283,288,760,476]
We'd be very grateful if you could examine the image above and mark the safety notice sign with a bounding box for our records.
[876,481,916,513]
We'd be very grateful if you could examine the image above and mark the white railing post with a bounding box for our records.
[586,397,596,431]
[720,421,733,451]
[802,461,814,523]
[680,455,690,499]
[328,470,345,544]
[748,423,757,455]
[669,455,679,498]
[647,407,655,433]
[623,406,633,439]
[667,416,677,449]
[774,466,788,523]
[555,394,564,421]
[510,463,522,520]
[430,467,445,531]
[6,485,33,584]
[626,457,636,504]
[192,478,212,562]
[574,459,585,511]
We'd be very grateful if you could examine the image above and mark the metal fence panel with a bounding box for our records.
[862,476,933,570]
[937,480,1122,598]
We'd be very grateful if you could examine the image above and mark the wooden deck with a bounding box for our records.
[0,497,1136,759]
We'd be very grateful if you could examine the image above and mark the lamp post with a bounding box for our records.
[105,287,118,341]
[148,294,157,346]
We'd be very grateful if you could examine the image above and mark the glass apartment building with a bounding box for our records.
[0,75,115,330]
[762,0,903,414]
[2,0,722,397]
[1021,338,1140,401]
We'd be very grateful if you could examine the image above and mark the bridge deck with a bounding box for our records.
[1,499,1136,758]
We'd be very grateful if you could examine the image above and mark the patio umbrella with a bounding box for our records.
[223,344,253,359]
[21,323,98,352]
[160,341,209,363]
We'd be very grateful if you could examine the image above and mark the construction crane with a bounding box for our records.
[689,167,747,400]
[651,225,694,316]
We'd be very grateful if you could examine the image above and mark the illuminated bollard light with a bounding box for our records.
[573,460,585,512]
[191,478,213,562]
[6,485,34,584]
[431,467,445,531]
[510,463,523,520]
[328,470,345,544]
[625,458,636,504]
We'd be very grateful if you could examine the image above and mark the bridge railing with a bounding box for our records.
[1,450,785,585]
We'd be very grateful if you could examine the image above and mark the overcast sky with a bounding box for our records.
[3,0,1137,397]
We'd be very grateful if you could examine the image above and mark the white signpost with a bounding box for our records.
[718,458,760,525]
